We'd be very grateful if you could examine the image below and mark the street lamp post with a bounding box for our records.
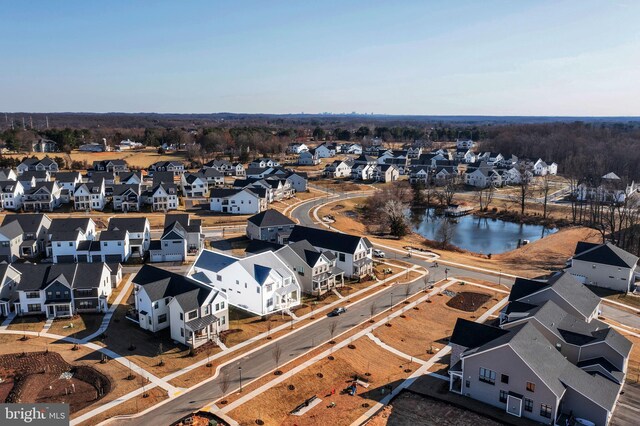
[499,269,502,286]
[390,292,393,310]
[238,365,243,392]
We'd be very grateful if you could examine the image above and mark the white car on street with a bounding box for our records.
[373,249,385,258]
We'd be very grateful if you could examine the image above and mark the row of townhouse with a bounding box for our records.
[448,271,632,426]
[575,172,639,205]
[0,262,123,319]
[203,159,246,176]
[0,212,202,266]
[292,142,363,162]
[322,156,400,183]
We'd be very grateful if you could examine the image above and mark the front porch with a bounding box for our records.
[353,257,373,278]
[44,301,73,319]
[185,314,219,349]
[312,270,345,296]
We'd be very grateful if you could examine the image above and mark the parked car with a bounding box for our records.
[373,249,385,258]
[327,307,347,317]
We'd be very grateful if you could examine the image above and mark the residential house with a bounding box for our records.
[199,168,225,188]
[146,183,179,211]
[0,264,21,316]
[180,173,210,197]
[22,181,62,212]
[323,160,353,178]
[93,160,129,174]
[0,169,18,181]
[203,160,245,176]
[351,163,375,181]
[149,214,202,263]
[13,263,113,318]
[106,217,151,257]
[47,218,97,263]
[576,173,637,205]
[315,143,336,158]
[20,171,51,187]
[149,161,185,176]
[112,184,142,212]
[0,180,24,210]
[566,241,639,293]
[0,221,24,262]
[54,172,83,192]
[298,149,320,165]
[246,209,296,242]
[275,240,344,296]
[73,178,106,211]
[31,138,59,153]
[344,143,363,155]
[152,171,176,186]
[533,159,558,176]
[408,165,432,185]
[1,214,51,258]
[132,265,228,349]
[209,188,267,214]
[288,226,373,278]
[249,158,280,168]
[455,138,475,149]
[448,319,622,426]
[189,249,301,316]
[465,168,491,188]
[119,171,144,185]
[17,157,59,175]
[373,164,399,183]
[283,171,308,192]
[287,143,308,154]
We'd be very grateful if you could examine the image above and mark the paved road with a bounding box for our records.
[120,190,636,425]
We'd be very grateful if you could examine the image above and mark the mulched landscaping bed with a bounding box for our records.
[0,351,112,413]
[446,292,491,312]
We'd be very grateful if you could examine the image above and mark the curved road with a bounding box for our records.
[114,190,636,425]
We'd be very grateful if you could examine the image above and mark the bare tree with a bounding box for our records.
[403,283,412,303]
[436,219,455,249]
[266,317,272,339]
[538,174,552,219]
[477,185,495,211]
[437,176,459,206]
[512,164,534,216]
[369,302,377,321]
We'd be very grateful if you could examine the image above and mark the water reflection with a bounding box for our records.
[410,208,557,255]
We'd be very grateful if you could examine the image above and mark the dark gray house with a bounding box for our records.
[246,209,296,242]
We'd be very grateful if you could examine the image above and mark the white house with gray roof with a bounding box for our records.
[132,265,228,349]
[288,225,373,278]
[0,180,24,210]
[188,249,301,316]
[567,241,639,293]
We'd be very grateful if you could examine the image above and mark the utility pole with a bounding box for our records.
[46,116,49,129]
[29,116,33,129]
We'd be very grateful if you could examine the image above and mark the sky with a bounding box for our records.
[2,0,640,116]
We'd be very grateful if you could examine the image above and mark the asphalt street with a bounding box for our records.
[115,190,636,425]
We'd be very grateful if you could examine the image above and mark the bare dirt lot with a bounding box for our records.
[228,337,421,426]
[367,391,503,426]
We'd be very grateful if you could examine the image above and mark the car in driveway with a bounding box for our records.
[327,307,347,317]
[373,249,385,258]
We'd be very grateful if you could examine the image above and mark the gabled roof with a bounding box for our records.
[112,184,140,196]
[134,265,215,307]
[245,240,284,255]
[193,249,238,273]
[2,213,50,234]
[572,241,638,269]
[13,262,107,291]
[284,240,324,267]
[248,209,295,228]
[450,318,509,349]
[54,171,82,182]
[0,220,24,240]
[510,272,600,319]
[288,225,372,255]
[108,217,149,233]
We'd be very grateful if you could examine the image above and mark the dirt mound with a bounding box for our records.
[446,292,491,312]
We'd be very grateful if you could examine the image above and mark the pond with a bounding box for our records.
[410,209,558,255]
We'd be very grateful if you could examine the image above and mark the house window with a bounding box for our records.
[465,380,470,388]
[499,390,508,403]
[540,404,552,418]
[501,374,509,384]
[57,242,61,247]
[28,304,41,312]
[188,310,197,320]
[524,398,533,412]
[158,314,167,323]
[179,312,183,320]
[479,367,496,385]
[256,287,260,294]
[180,328,184,337]
[339,253,345,262]
[215,303,219,311]
[221,302,225,309]
[217,274,222,281]
[526,382,535,392]
[204,305,210,315]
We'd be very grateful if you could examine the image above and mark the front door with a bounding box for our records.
[506,395,522,417]
[47,305,55,318]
